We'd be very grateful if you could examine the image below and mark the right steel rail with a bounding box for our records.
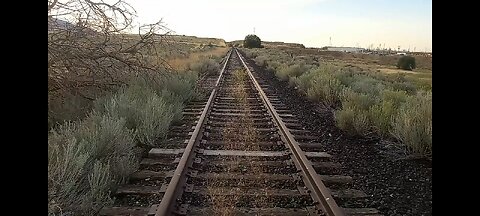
[235,48,345,216]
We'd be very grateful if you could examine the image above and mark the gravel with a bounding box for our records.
[241,51,432,216]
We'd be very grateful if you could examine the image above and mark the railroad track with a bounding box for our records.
[100,48,380,216]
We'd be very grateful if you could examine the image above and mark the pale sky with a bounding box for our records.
[128,0,432,52]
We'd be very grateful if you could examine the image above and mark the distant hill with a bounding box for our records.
[262,41,305,49]
[228,40,305,49]
[48,17,98,35]
[47,19,226,47]
[48,17,76,30]
[168,35,226,47]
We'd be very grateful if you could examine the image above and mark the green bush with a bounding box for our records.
[243,34,262,48]
[48,115,137,215]
[294,65,342,105]
[94,71,197,145]
[48,53,200,214]
[353,110,371,135]
[294,67,320,92]
[368,100,395,137]
[75,114,139,180]
[189,58,220,76]
[341,88,377,110]
[392,91,432,156]
[397,55,416,70]
[349,75,386,96]
[254,56,268,67]
[245,51,258,59]
[266,61,282,72]
[241,47,432,158]
[381,90,409,107]
[157,72,198,115]
[48,92,98,129]
[306,73,342,106]
[391,81,417,94]
[335,106,356,134]
[130,72,197,104]
[94,84,177,146]
[335,105,371,136]
[276,63,312,81]
[49,70,197,215]
[94,85,150,130]
[334,68,356,87]
[48,129,90,215]
[135,94,176,145]
[367,90,409,136]
[335,89,376,135]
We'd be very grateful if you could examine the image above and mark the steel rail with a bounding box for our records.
[155,49,233,216]
[235,48,345,216]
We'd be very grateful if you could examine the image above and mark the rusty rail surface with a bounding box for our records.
[155,48,345,216]
[155,49,233,215]
[235,48,345,216]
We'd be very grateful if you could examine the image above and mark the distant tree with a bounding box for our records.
[243,34,262,48]
[397,56,416,70]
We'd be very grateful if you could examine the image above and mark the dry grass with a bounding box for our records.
[379,68,418,74]
[167,47,229,71]
[242,47,432,158]
[206,69,267,214]
[207,186,237,215]
[49,35,227,129]
[48,36,220,214]
[170,35,226,47]
[48,114,138,215]
[392,91,432,157]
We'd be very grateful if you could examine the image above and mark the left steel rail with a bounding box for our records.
[154,48,233,216]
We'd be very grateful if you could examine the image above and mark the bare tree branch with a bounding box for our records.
[48,0,59,12]
[48,0,173,97]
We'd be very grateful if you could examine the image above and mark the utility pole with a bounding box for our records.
[253,27,255,34]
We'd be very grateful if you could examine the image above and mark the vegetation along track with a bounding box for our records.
[100,48,380,216]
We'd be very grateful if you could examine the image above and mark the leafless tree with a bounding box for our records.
[48,0,174,99]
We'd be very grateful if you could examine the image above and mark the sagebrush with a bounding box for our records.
[243,48,432,157]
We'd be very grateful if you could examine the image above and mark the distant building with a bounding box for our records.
[326,47,365,53]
